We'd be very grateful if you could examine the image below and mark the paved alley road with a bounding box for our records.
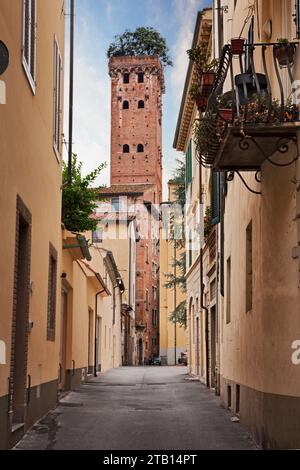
[15,367,256,450]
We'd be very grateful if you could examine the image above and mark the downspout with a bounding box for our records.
[174,243,177,365]
[94,289,105,377]
[199,162,210,388]
[68,0,74,185]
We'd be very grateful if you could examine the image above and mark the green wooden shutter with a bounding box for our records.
[211,171,221,225]
[186,140,192,186]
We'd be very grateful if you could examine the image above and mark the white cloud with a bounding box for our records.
[63,5,110,187]
[170,0,200,111]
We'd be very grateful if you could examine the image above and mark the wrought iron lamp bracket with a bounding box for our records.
[225,170,262,195]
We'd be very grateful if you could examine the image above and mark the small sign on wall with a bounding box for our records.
[0,340,6,364]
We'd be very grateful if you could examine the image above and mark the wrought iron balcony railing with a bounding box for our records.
[197,42,300,171]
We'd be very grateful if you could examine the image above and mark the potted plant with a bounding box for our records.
[193,112,224,159]
[285,99,299,122]
[231,38,246,55]
[274,38,296,67]
[233,93,282,126]
[189,83,208,111]
[217,94,233,122]
[231,4,254,55]
[187,44,219,107]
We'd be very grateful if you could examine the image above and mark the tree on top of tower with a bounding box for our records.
[107,26,173,67]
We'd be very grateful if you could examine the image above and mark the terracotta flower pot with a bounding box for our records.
[199,72,215,97]
[218,108,233,122]
[274,44,295,67]
[231,38,245,55]
[195,95,208,111]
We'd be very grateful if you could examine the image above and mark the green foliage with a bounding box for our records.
[204,206,213,242]
[187,44,219,78]
[164,157,187,329]
[62,154,106,232]
[168,300,187,329]
[107,27,173,67]
[164,252,187,293]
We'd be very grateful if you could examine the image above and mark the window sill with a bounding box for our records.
[22,58,36,95]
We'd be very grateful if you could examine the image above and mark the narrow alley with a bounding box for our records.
[15,367,255,451]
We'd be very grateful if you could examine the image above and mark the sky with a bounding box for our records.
[64,0,211,198]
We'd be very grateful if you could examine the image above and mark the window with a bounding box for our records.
[138,100,144,109]
[152,262,156,278]
[186,139,192,186]
[211,171,221,225]
[22,0,37,92]
[123,144,130,153]
[137,144,144,153]
[246,221,253,312]
[226,256,231,324]
[111,197,121,212]
[123,73,129,84]
[47,243,58,341]
[137,72,144,83]
[122,100,129,109]
[145,289,149,310]
[92,227,103,243]
[53,39,62,157]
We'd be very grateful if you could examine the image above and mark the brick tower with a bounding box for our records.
[109,55,164,201]
[108,55,165,364]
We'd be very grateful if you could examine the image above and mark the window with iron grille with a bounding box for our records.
[22,0,36,93]
[53,39,62,157]
[186,140,192,186]
[47,243,57,341]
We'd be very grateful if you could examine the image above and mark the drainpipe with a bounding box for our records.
[68,0,74,185]
[199,162,210,388]
[174,243,177,366]
[94,289,105,377]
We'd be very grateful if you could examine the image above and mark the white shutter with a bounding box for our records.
[22,0,36,92]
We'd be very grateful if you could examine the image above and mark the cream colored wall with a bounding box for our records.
[219,0,300,397]
[0,0,65,396]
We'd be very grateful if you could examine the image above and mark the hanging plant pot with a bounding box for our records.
[218,108,233,122]
[199,72,216,97]
[231,38,245,55]
[274,43,295,67]
[195,95,208,111]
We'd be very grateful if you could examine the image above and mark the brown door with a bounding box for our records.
[10,206,31,424]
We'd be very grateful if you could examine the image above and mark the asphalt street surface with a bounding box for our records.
[15,366,256,450]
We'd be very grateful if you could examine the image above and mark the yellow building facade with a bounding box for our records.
[175,0,300,449]
[159,181,188,366]
[0,0,65,449]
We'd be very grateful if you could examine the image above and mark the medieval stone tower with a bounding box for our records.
[109,55,164,203]
[108,55,165,364]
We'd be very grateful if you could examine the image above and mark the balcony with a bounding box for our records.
[197,42,300,171]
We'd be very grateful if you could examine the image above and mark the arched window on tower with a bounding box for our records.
[137,72,144,83]
[123,100,129,109]
[137,144,144,153]
[123,144,130,153]
[123,73,129,84]
[138,100,144,109]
